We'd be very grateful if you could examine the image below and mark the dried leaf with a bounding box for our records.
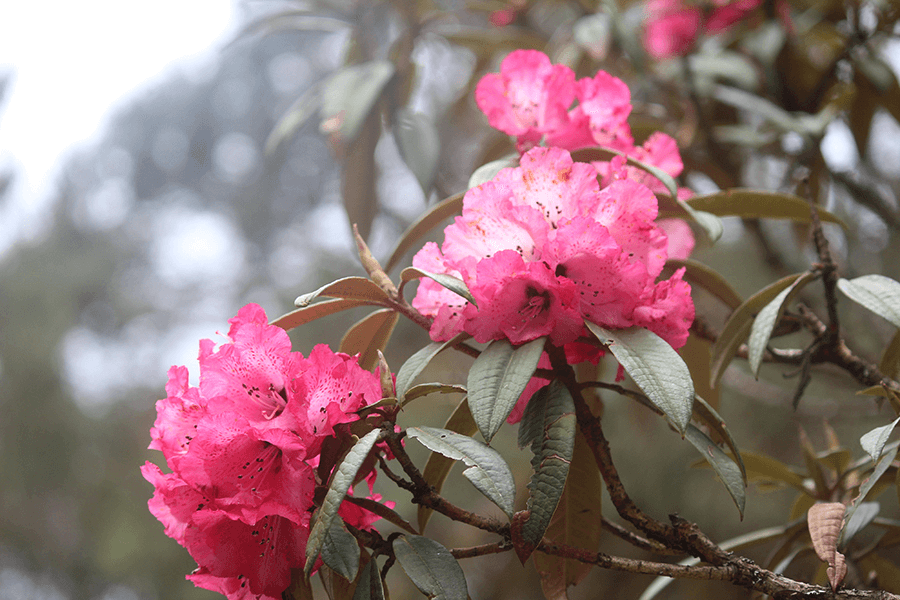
[808,502,847,591]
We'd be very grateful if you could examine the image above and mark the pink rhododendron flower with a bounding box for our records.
[643,0,763,59]
[144,304,391,600]
[412,147,695,353]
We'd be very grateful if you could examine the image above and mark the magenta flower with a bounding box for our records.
[144,304,390,600]
[643,0,763,59]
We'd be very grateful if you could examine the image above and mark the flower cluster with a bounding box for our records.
[142,304,387,599]
[643,0,763,59]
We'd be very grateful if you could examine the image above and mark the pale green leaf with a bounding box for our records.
[685,424,746,517]
[467,155,518,189]
[395,335,468,401]
[400,267,476,307]
[467,337,546,442]
[295,276,390,307]
[271,298,373,332]
[842,502,880,548]
[838,275,900,328]
[321,516,360,581]
[844,447,899,540]
[586,324,694,434]
[392,535,467,600]
[394,108,440,193]
[862,416,900,464]
[400,383,467,407]
[693,394,746,481]
[748,271,817,377]
[321,60,395,144]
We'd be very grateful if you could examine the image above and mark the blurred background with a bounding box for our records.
[2,0,900,599]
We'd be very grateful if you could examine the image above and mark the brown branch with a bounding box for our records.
[601,518,682,556]
[451,541,511,559]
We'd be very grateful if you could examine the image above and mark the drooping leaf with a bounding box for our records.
[747,271,817,377]
[392,535,468,600]
[675,190,847,228]
[666,258,742,310]
[681,336,720,410]
[343,495,418,535]
[265,81,324,155]
[339,309,399,371]
[321,60,395,146]
[808,502,847,591]
[394,108,440,193]
[400,267,477,306]
[738,451,807,492]
[306,429,384,575]
[467,155,518,189]
[407,426,516,518]
[533,429,603,600]
[879,330,900,380]
[685,424,746,517]
[395,333,470,401]
[272,298,373,332]
[692,395,745,481]
[340,104,381,242]
[513,380,576,563]
[419,399,478,532]
[861,416,900,463]
[295,276,391,307]
[401,383,467,407]
[351,557,385,600]
[320,562,361,600]
[711,273,811,388]
[585,323,694,434]
[321,516,361,581]
[842,502,880,548]
[843,447,899,544]
[837,275,900,328]
[384,192,464,274]
[467,337,546,442]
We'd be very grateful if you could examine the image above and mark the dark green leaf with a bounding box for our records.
[395,333,469,401]
[419,399,478,532]
[295,276,391,307]
[711,273,810,388]
[467,155,518,189]
[400,267,476,306]
[339,309,399,371]
[585,324,694,434]
[343,495,418,535]
[385,193,463,274]
[340,105,380,241]
[693,395,745,481]
[322,516,361,581]
[394,108,440,193]
[271,298,373,332]
[407,427,516,518]
[685,424,746,517]
[351,558,385,600]
[392,535,467,600]
[514,380,576,563]
[306,429,384,575]
[748,271,817,376]
[468,337,545,442]
[667,258,743,310]
[838,275,900,328]
[679,190,847,228]
[401,383,467,407]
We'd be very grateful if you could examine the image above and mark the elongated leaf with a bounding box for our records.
[306,429,384,575]
[685,424,746,517]
[419,399,478,532]
[272,298,372,331]
[808,502,847,591]
[838,275,900,328]
[513,381,576,563]
[401,267,476,306]
[321,60,395,146]
[844,447,899,538]
[533,429,603,600]
[842,502,880,547]
[879,331,900,380]
[711,273,809,388]
[322,516,361,581]
[341,107,380,242]
[395,333,469,401]
[748,271,817,377]
[319,562,360,600]
[738,451,807,492]
[351,557,385,600]
[861,416,900,463]
[395,108,440,193]
[468,337,546,442]
[586,324,693,434]
[468,155,518,189]
[693,395,745,481]
[392,535,468,600]
[339,309,399,371]
[296,276,391,307]
[667,258,742,310]
[385,192,464,274]
[681,336,719,409]
[680,190,846,228]
[408,426,516,518]
[265,81,324,155]
[401,383,467,406]
[343,495,418,535]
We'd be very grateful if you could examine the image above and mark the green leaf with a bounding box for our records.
[419,399,478,532]
[340,106,380,241]
[842,502,880,548]
[667,258,743,310]
[321,516,361,581]
[395,333,469,401]
[407,426,516,518]
[467,155,518,189]
[271,298,373,332]
[678,190,847,228]
[514,380,576,563]
[394,108,440,193]
[392,535,468,600]
[738,451,807,492]
[711,273,810,388]
[306,429,384,575]
[295,276,391,307]
[321,60,395,145]
[401,383,467,407]
[692,395,746,482]
[861,417,900,464]
[351,557,385,600]
[585,324,694,434]
[343,495,418,535]
[467,337,546,442]
[533,429,603,600]
[265,81,324,155]
[712,84,836,136]
[844,447,899,539]
[385,192,463,274]
[748,271,817,377]
[339,309,399,371]
[685,423,746,517]
[400,267,477,307]
[838,275,900,328]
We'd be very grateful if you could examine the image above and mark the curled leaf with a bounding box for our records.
[808,502,847,591]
